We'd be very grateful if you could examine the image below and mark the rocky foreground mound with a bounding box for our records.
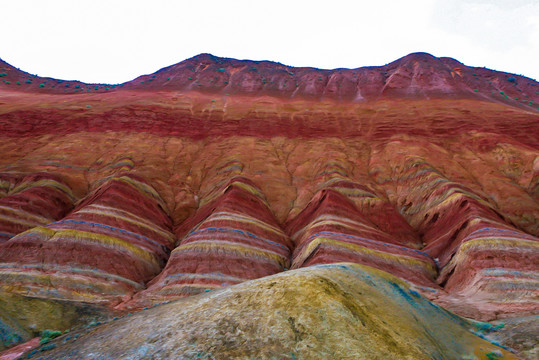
[20,264,519,360]
[0,53,537,359]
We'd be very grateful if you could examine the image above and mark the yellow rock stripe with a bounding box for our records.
[29,227,161,268]
[11,179,75,202]
[117,176,169,212]
[199,181,269,208]
[76,204,175,244]
[291,214,382,240]
[189,211,286,238]
[294,236,436,274]
[173,241,288,267]
[0,205,54,225]
[0,262,144,287]
[442,236,539,277]
[92,175,168,213]
[458,236,539,252]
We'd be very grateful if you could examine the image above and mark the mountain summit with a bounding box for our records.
[1,53,538,111]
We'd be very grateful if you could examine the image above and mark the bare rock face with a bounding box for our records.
[123,177,292,309]
[0,174,174,306]
[0,291,112,352]
[373,157,539,320]
[0,173,74,243]
[0,53,538,358]
[286,188,438,289]
[24,264,519,360]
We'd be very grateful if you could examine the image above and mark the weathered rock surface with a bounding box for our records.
[484,316,539,359]
[0,53,537,358]
[286,188,438,289]
[370,155,539,320]
[26,264,518,360]
[0,174,174,305]
[0,291,112,352]
[124,177,292,308]
[3,52,537,112]
[0,173,74,243]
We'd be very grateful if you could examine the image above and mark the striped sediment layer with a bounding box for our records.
[0,173,20,197]
[286,188,438,289]
[0,173,174,305]
[436,228,539,319]
[394,159,539,318]
[28,263,518,360]
[395,160,513,260]
[0,172,75,243]
[124,177,292,308]
[0,52,537,357]
[321,177,422,248]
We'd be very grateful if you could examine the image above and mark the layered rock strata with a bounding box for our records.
[312,175,422,247]
[126,177,292,307]
[0,173,174,305]
[0,173,74,243]
[3,52,537,113]
[286,188,438,289]
[28,264,517,360]
[385,158,539,319]
[0,52,537,357]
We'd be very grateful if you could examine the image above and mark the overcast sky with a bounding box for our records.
[1,0,538,84]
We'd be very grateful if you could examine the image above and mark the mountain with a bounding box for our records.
[0,53,537,359]
[1,52,538,110]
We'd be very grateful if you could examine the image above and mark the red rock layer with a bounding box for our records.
[0,173,20,197]
[0,53,537,323]
[0,173,74,243]
[322,177,421,248]
[390,158,539,317]
[124,177,292,308]
[4,53,536,113]
[0,173,174,305]
[286,187,438,289]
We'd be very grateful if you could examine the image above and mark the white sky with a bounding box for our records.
[1,0,538,84]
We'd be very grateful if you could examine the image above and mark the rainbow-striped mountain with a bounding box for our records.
[0,53,537,359]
